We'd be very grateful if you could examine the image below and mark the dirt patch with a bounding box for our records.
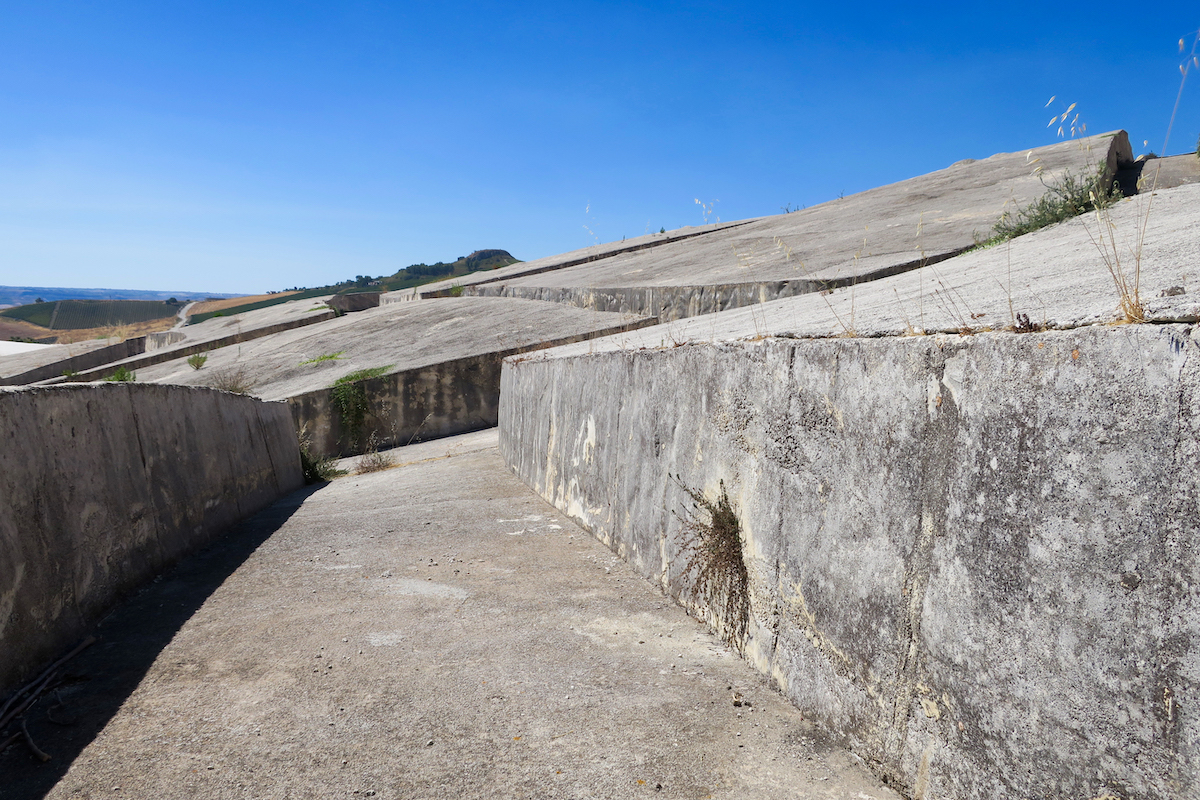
[189,293,294,317]
[52,317,179,344]
[0,318,55,342]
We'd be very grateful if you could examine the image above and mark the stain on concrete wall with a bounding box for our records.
[499,324,1200,800]
[0,384,304,692]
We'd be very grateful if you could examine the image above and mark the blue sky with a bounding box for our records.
[2,1,1197,295]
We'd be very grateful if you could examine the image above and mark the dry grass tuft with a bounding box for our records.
[672,477,750,653]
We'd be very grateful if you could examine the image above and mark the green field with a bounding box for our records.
[0,299,179,330]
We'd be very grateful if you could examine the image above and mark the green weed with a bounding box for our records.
[300,351,344,366]
[330,366,394,445]
[187,353,208,370]
[982,168,1120,246]
[102,366,136,382]
[297,425,347,483]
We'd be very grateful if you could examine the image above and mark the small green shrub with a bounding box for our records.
[300,351,344,366]
[297,426,346,483]
[982,168,1119,246]
[187,353,208,370]
[448,283,465,298]
[102,366,136,382]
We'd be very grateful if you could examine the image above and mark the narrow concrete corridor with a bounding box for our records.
[6,431,898,800]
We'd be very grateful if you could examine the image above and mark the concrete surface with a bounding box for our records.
[0,341,52,357]
[2,431,899,800]
[1135,153,1200,191]
[126,297,652,457]
[1,338,148,386]
[57,301,339,384]
[416,221,749,296]
[532,180,1200,354]
[1,296,338,386]
[134,297,647,403]
[438,134,1131,320]
[0,384,304,694]
[499,324,1200,800]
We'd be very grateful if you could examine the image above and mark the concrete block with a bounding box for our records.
[326,292,381,313]
[499,324,1200,800]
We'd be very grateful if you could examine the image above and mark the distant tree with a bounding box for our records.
[166,297,179,304]
[35,297,44,303]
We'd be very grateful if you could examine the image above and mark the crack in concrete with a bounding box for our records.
[885,347,959,774]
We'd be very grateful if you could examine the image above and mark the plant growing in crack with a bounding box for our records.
[329,365,393,447]
[671,476,751,653]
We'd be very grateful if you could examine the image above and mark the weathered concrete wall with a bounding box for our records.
[499,325,1200,800]
[145,330,186,350]
[0,384,304,692]
[289,351,504,457]
[290,320,657,458]
[463,246,966,322]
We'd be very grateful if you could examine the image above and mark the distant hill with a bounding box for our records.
[186,249,520,325]
[0,285,241,310]
[0,298,185,330]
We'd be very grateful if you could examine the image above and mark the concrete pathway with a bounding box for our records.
[5,431,898,800]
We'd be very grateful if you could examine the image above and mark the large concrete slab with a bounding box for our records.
[430,134,1132,320]
[3,432,899,800]
[131,296,651,457]
[532,180,1200,355]
[135,297,647,402]
[0,338,135,385]
[499,324,1200,800]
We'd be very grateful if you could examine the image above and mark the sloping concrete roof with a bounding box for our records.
[424,133,1130,296]
[530,180,1200,355]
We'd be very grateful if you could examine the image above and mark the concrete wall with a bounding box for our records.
[0,384,304,692]
[464,246,964,322]
[290,320,658,458]
[499,325,1200,800]
[289,351,505,458]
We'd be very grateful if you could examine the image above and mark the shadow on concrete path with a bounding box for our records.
[1,482,326,799]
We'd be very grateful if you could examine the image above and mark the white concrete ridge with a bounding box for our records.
[423,133,1132,324]
[532,181,1200,355]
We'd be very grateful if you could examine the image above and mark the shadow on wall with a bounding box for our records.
[0,484,323,797]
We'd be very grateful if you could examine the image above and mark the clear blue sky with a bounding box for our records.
[2,1,1197,295]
